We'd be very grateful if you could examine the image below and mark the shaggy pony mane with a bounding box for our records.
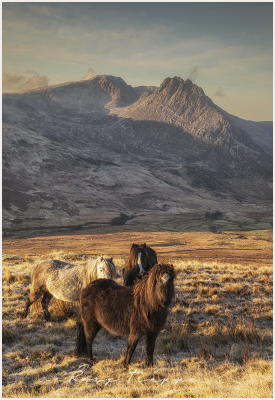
[133,264,176,324]
[127,244,143,269]
[83,255,116,287]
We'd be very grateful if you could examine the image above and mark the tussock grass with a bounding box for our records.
[2,269,29,284]
[49,300,78,322]
[2,251,273,398]
[2,327,18,344]
[3,269,16,284]
[205,304,220,315]
[40,249,65,261]
[158,321,189,355]
[113,257,126,269]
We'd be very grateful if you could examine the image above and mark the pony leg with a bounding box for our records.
[123,334,141,367]
[22,287,45,319]
[75,322,86,357]
[22,298,33,319]
[145,332,159,367]
[41,291,53,322]
[85,323,102,363]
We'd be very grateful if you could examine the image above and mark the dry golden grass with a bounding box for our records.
[2,251,273,398]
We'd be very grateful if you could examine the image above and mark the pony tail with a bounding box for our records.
[74,321,87,356]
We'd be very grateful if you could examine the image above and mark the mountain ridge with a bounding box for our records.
[111,76,268,152]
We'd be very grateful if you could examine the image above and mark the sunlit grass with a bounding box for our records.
[2,251,273,398]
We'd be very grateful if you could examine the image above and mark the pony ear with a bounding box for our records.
[100,256,103,261]
[131,243,138,249]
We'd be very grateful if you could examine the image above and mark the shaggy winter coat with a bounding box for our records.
[75,263,176,367]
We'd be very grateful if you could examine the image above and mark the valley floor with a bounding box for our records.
[3,227,273,266]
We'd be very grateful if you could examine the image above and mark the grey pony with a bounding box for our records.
[22,255,116,321]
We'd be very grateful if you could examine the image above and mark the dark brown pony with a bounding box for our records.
[75,263,176,367]
[122,243,158,286]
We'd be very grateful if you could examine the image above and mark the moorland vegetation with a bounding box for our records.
[2,246,273,398]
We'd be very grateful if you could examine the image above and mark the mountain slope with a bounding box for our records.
[215,106,273,156]
[2,75,272,235]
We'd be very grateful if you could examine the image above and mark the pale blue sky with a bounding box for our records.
[2,2,273,121]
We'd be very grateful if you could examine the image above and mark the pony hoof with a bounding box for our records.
[85,358,95,367]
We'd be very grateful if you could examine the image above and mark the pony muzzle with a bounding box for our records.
[161,273,170,283]
[134,263,144,276]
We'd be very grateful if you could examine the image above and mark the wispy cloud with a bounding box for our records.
[2,73,23,88]
[81,68,96,81]
[188,65,200,82]
[214,87,227,98]
[2,72,48,92]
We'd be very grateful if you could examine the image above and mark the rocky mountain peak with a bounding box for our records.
[96,75,127,92]
[110,76,222,140]
[158,76,205,98]
[92,74,140,109]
